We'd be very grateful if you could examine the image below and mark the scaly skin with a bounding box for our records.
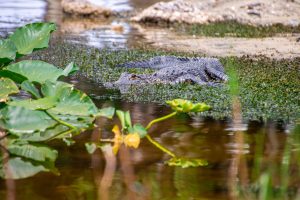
[104,56,228,92]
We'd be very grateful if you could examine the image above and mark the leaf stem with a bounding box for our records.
[46,129,74,142]
[145,135,176,158]
[146,112,177,130]
[45,111,78,131]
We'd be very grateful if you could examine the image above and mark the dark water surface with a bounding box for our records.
[0,0,299,199]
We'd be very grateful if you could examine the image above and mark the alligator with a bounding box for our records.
[104,56,228,92]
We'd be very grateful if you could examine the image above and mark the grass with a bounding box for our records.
[31,41,300,122]
[144,21,300,38]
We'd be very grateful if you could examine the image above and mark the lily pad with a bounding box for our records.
[0,39,17,65]
[5,60,76,84]
[0,78,19,102]
[41,81,98,116]
[0,106,57,134]
[9,22,56,56]
[8,97,57,110]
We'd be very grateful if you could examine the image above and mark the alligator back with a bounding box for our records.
[117,56,193,69]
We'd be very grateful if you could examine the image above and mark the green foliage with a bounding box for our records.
[172,21,300,38]
[9,22,56,56]
[0,78,19,102]
[0,23,114,179]
[166,99,211,113]
[166,157,208,168]
[0,39,16,65]
[4,61,77,83]
[85,143,97,154]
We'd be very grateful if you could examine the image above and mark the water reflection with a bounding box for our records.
[59,18,131,49]
[0,77,297,199]
[0,0,46,36]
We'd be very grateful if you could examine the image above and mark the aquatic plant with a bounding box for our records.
[0,23,212,179]
[0,23,114,179]
[86,99,210,168]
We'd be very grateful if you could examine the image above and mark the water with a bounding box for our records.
[0,0,165,48]
[0,1,299,199]
[0,76,297,200]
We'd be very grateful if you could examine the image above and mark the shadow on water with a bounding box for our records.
[0,0,300,200]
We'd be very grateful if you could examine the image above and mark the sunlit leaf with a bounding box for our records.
[0,39,17,65]
[8,97,56,110]
[124,111,132,128]
[0,78,19,102]
[62,62,79,76]
[96,107,115,119]
[116,110,126,130]
[9,22,56,56]
[166,99,211,113]
[166,157,208,168]
[41,81,98,116]
[15,124,69,142]
[85,142,97,154]
[0,106,57,134]
[5,60,71,84]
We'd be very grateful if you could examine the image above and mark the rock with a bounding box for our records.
[61,0,112,16]
[132,24,300,59]
[132,0,300,26]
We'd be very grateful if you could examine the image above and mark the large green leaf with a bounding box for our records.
[0,39,17,65]
[0,106,57,134]
[8,143,58,162]
[8,97,56,110]
[21,80,41,98]
[0,157,50,179]
[5,60,68,83]
[0,78,19,102]
[0,69,27,83]
[15,124,69,142]
[41,81,98,116]
[9,22,56,56]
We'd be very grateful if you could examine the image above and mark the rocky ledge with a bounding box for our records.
[132,0,300,26]
[61,0,112,16]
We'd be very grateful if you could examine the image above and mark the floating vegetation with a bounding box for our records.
[0,23,212,180]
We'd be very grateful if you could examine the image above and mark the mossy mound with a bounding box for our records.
[32,41,300,122]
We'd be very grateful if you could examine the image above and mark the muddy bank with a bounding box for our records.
[132,0,300,26]
[133,24,300,59]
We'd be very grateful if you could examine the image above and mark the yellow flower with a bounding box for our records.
[112,125,122,155]
[124,133,140,149]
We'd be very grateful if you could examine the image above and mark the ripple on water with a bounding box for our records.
[0,0,46,36]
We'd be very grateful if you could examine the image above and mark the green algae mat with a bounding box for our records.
[34,42,300,122]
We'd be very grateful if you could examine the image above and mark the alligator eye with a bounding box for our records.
[130,74,138,80]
